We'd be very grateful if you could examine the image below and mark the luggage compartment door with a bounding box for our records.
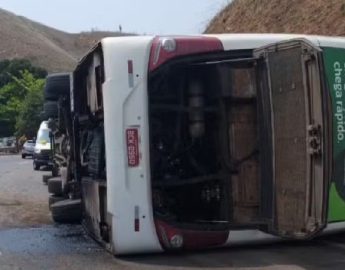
[254,39,330,238]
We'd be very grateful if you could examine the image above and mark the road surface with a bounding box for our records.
[1,155,345,269]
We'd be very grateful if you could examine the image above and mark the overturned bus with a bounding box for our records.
[43,34,345,255]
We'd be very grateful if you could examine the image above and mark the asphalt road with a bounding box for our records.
[2,155,345,269]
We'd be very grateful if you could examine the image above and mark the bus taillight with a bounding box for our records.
[148,36,224,72]
[155,219,229,250]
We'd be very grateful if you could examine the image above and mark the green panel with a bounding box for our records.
[323,47,345,222]
[328,183,345,222]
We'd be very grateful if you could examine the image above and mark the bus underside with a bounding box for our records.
[148,39,330,247]
[149,55,261,228]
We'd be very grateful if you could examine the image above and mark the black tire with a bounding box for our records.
[48,177,63,196]
[44,73,70,101]
[44,101,58,119]
[51,199,82,223]
[39,110,46,121]
[52,166,59,177]
[42,174,51,185]
[33,162,40,171]
[57,104,67,132]
[22,154,26,159]
[48,195,65,209]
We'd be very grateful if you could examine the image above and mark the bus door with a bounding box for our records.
[254,39,331,238]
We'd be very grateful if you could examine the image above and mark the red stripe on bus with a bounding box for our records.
[128,60,133,74]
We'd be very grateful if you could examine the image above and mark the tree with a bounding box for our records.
[15,71,45,138]
[0,77,28,136]
[0,59,47,88]
[0,59,47,137]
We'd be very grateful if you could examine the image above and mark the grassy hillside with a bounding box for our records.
[205,0,345,36]
[0,8,131,72]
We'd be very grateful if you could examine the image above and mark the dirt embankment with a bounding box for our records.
[206,0,345,36]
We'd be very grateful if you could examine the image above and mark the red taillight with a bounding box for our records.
[155,220,183,249]
[149,36,224,72]
[155,219,229,250]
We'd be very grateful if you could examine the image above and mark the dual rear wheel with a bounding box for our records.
[47,177,81,224]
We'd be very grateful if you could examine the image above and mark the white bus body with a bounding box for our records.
[54,34,345,254]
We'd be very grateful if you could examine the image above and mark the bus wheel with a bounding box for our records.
[33,162,40,171]
[42,174,51,185]
[52,166,59,177]
[43,101,58,118]
[48,195,65,210]
[44,73,70,101]
[48,177,63,196]
[51,199,82,223]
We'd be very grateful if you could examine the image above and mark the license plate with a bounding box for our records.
[126,128,139,167]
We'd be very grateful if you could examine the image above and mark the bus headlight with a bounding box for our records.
[34,149,41,154]
[170,234,183,249]
[161,38,176,52]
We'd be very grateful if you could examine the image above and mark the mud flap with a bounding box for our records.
[254,39,330,238]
